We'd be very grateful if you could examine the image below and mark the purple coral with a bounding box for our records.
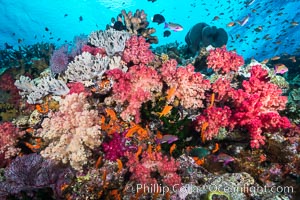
[0,153,73,198]
[102,132,135,161]
[50,44,69,74]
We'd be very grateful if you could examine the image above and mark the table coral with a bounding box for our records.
[39,93,102,171]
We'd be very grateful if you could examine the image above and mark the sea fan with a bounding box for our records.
[0,153,73,199]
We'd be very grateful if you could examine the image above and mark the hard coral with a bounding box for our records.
[119,9,158,44]
[39,93,102,171]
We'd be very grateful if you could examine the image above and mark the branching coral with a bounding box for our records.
[88,28,130,56]
[14,75,70,104]
[106,64,162,122]
[39,93,102,171]
[117,9,158,44]
[64,52,110,83]
[161,59,211,109]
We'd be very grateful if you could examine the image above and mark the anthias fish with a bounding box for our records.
[164,22,183,31]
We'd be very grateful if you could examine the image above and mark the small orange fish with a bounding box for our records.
[60,183,69,191]
[166,87,176,101]
[159,105,173,117]
[212,143,219,153]
[193,157,205,165]
[170,143,176,155]
[201,122,209,143]
[106,108,117,121]
[271,56,281,61]
[213,16,220,21]
[165,190,171,200]
[95,156,102,169]
[125,125,140,138]
[208,93,215,108]
[116,159,123,173]
[102,170,107,185]
[25,127,34,133]
[227,22,236,27]
[261,59,269,64]
[25,142,40,151]
[135,146,143,160]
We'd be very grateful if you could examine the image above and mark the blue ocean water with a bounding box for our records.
[0,0,299,62]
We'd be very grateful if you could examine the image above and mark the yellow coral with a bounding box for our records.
[160,53,169,63]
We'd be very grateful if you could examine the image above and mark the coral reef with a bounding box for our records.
[1,8,299,200]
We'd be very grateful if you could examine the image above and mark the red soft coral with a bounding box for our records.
[125,151,181,188]
[207,47,244,74]
[106,64,162,122]
[195,106,232,140]
[229,65,291,148]
[211,78,232,102]
[122,36,155,65]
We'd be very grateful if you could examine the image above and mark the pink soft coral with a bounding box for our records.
[229,65,291,148]
[161,59,210,109]
[39,92,102,170]
[125,151,181,188]
[211,78,232,102]
[0,122,24,167]
[194,106,232,140]
[207,47,244,74]
[106,64,162,122]
[122,36,154,65]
